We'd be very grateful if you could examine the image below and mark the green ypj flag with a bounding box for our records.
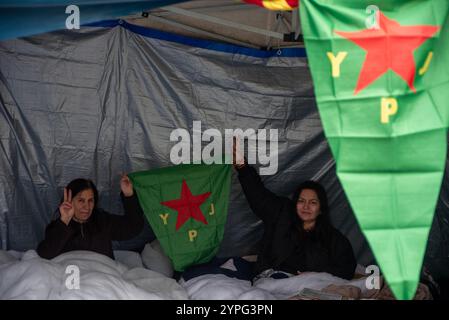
[300,0,449,299]
[129,164,231,272]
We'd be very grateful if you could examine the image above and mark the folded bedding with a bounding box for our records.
[0,250,187,300]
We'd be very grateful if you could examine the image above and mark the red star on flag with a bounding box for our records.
[335,12,439,95]
[161,179,211,231]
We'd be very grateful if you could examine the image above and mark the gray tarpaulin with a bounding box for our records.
[1,20,448,273]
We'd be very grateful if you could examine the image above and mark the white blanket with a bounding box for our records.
[0,250,187,300]
[253,272,368,299]
[180,274,277,300]
[181,272,369,300]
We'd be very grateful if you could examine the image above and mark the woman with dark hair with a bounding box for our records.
[37,175,144,260]
[233,142,356,280]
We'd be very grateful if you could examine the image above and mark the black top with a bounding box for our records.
[237,165,356,280]
[37,193,144,260]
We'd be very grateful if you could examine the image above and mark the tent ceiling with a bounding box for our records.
[125,0,303,49]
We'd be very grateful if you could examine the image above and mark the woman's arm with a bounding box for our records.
[36,218,74,259]
[37,188,78,259]
[110,193,144,240]
[109,175,144,240]
[233,137,288,223]
[237,164,288,224]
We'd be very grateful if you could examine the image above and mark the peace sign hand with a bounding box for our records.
[60,188,74,226]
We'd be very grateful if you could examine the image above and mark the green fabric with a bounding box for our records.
[300,0,449,299]
[129,164,231,271]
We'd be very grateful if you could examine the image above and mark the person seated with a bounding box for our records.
[233,140,356,280]
[37,174,144,260]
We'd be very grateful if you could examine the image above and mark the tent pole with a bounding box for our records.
[163,6,285,40]
[140,15,260,49]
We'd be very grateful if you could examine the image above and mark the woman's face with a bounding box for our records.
[296,188,321,224]
[73,189,95,222]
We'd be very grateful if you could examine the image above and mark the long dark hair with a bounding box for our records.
[52,179,99,223]
[292,180,333,248]
[64,178,99,207]
[58,178,99,210]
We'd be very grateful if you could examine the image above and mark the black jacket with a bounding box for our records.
[237,165,356,280]
[37,193,144,260]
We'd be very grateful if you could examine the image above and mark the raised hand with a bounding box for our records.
[232,136,245,169]
[60,188,74,225]
[120,174,134,197]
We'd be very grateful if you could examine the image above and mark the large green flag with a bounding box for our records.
[300,0,449,299]
[129,164,231,271]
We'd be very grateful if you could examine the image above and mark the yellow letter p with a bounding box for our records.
[381,98,398,124]
[188,230,198,242]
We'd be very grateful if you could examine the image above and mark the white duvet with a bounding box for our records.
[0,250,371,300]
[0,250,187,300]
[181,272,370,300]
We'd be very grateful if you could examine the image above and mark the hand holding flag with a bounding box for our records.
[120,174,134,197]
[232,137,246,169]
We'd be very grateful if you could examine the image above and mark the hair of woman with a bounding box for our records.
[292,180,333,247]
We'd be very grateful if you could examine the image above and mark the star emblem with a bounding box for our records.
[161,180,211,231]
[335,12,439,94]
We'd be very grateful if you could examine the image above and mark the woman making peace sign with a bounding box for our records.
[37,175,144,260]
